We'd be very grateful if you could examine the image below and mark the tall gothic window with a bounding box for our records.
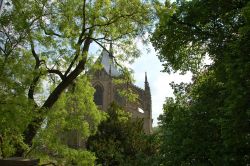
[94,85,103,105]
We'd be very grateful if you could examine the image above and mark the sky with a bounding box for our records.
[131,40,193,127]
[86,0,194,127]
[0,0,195,128]
[89,36,193,127]
[88,0,194,127]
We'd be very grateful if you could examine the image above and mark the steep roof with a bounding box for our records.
[100,48,121,77]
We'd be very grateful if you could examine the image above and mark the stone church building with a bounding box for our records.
[66,47,153,148]
[91,47,153,134]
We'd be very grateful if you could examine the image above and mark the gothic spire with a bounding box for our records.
[145,72,150,92]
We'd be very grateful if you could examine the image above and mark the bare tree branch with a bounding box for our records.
[28,40,40,103]
[83,0,86,30]
[64,51,80,77]
[47,69,65,80]
[66,9,88,76]
[91,38,107,51]
[86,12,137,31]
[78,0,87,45]
[30,42,40,69]
[40,59,65,80]
[90,37,126,72]
[43,28,63,37]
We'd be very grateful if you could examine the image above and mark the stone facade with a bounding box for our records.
[66,48,153,148]
[91,49,152,134]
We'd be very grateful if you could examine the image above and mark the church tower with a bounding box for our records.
[91,47,152,134]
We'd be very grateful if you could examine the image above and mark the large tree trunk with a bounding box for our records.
[14,38,92,157]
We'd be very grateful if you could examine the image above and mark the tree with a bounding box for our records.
[0,0,152,157]
[30,76,104,165]
[158,73,226,165]
[152,0,249,73]
[152,0,250,165]
[86,102,160,166]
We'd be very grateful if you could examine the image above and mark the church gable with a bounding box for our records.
[91,47,152,133]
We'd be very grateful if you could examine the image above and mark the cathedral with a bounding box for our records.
[91,47,152,134]
[66,46,153,148]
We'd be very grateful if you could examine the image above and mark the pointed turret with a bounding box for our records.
[145,72,150,92]
[144,72,152,133]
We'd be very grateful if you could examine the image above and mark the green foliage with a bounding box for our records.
[30,76,104,165]
[87,102,159,166]
[154,0,250,165]
[0,41,35,158]
[158,72,225,165]
[0,0,152,159]
[113,69,139,103]
[152,0,249,73]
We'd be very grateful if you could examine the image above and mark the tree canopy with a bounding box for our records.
[0,0,152,160]
[87,102,160,166]
[1,0,250,165]
[152,0,250,165]
[152,0,249,73]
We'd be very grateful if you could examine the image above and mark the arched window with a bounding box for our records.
[94,84,103,105]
